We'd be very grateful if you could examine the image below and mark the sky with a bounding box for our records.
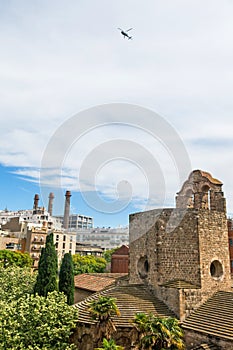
[1,0,233,227]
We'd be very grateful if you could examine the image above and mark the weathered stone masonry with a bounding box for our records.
[129,170,231,321]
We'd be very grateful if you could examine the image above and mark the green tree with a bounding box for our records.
[89,296,120,346]
[95,338,124,350]
[0,291,78,350]
[59,253,75,305]
[103,248,118,263]
[0,249,33,268]
[0,266,36,303]
[72,254,107,275]
[34,233,58,297]
[133,313,184,350]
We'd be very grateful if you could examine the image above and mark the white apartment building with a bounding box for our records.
[0,208,62,231]
[75,226,129,250]
[55,214,93,230]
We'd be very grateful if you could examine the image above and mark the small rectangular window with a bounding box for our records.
[63,235,66,242]
[229,238,233,246]
[63,242,65,249]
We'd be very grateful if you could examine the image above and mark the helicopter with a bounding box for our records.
[118,28,133,40]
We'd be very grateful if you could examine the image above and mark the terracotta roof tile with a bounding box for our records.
[182,291,233,340]
[74,274,117,292]
[74,284,175,327]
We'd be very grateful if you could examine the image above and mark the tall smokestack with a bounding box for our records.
[48,192,54,216]
[33,194,39,213]
[63,190,71,230]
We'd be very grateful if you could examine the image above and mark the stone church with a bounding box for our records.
[73,170,233,350]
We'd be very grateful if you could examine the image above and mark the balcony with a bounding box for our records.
[31,245,43,251]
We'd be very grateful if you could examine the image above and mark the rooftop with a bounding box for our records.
[182,291,233,341]
[74,284,175,327]
[74,273,127,292]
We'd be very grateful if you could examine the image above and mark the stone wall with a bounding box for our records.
[184,329,233,350]
[71,324,138,350]
[129,207,232,320]
[155,286,180,317]
[198,210,232,303]
[227,219,233,275]
[74,288,93,303]
[129,209,201,288]
[181,288,202,319]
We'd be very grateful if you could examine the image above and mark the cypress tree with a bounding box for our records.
[59,253,74,305]
[34,233,58,297]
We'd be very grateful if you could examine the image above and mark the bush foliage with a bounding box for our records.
[0,249,33,268]
[72,254,107,274]
[0,266,78,349]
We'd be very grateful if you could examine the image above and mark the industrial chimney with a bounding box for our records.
[63,190,71,230]
[33,194,39,214]
[48,192,55,216]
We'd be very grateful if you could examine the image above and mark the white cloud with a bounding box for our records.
[1,0,233,213]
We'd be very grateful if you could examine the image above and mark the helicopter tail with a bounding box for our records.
[128,36,132,40]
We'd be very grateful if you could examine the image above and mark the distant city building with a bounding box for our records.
[76,226,129,250]
[0,204,62,231]
[55,214,93,230]
[0,192,76,267]
[75,242,104,257]
[25,226,76,267]
[0,231,22,251]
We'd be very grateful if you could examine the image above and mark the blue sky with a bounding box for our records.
[1,0,233,227]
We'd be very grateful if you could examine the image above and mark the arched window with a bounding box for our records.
[201,185,210,209]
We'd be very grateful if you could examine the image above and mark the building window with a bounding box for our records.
[56,235,59,241]
[229,238,233,246]
[69,243,72,249]
[63,243,65,249]
[137,256,149,279]
[63,235,66,242]
[210,260,223,279]
[70,236,73,241]
[231,260,233,268]
[55,242,58,249]
[69,250,72,254]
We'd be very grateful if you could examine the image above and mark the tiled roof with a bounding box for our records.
[160,279,200,289]
[88,273,128,279]
[182,291,233,340]
[74,284,175,327]
[74,274,116,292]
